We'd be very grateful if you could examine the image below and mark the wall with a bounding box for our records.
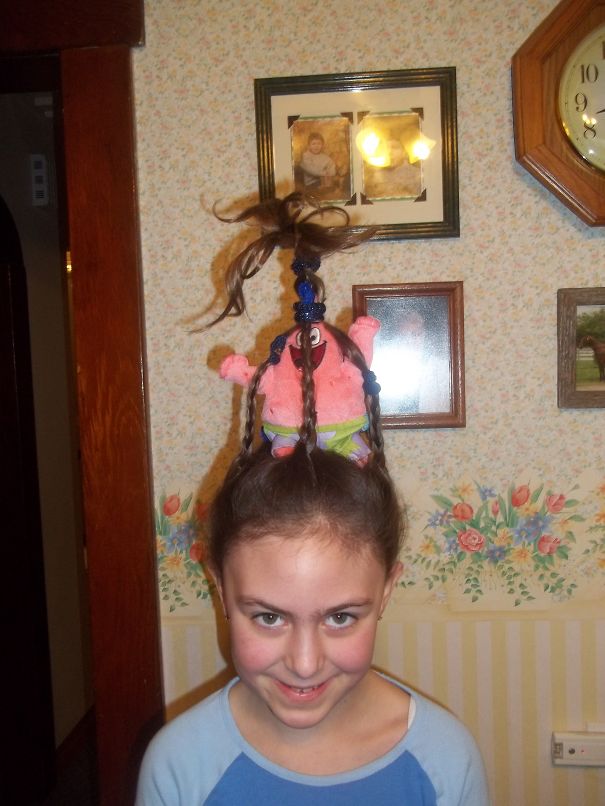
[133,2,605,804]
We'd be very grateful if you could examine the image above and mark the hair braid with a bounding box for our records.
[324,323,386,468]
[231,357,272,473]
[298,322,318,452]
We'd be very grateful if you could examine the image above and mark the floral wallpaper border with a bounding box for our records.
[400,480,605,609]
[155,478,605,614]
[155,493,211,612]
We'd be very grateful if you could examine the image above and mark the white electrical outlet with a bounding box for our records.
[552,731,605,766]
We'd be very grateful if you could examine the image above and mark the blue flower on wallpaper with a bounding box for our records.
[512,522,533,544]
[165,523,196,554]
[444,535,459,554]
[477,485,496,501]
[428,509,453,528]
[513,513,553,545]
[486,545,506,563]
[525,512,553,538]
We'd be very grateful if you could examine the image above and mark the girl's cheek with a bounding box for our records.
[332,630,377,672]
[231,629,278,670]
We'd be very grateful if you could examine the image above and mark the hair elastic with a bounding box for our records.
[291,255,321,275]
[362,369,381,396]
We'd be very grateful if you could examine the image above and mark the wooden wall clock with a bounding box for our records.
[512,0,605,225]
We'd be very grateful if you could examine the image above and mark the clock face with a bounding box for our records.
[558,23,605,172]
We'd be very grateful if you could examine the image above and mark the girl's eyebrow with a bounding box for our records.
[237,597,374,617]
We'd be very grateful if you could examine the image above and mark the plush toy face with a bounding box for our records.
[288,326,327,371]
[281,324,344,380]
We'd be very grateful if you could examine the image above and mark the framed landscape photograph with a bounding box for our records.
[255,68,459,240]
[558,287,605,408]
[352,281,465,428]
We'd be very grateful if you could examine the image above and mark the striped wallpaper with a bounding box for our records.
[162,611,605,806]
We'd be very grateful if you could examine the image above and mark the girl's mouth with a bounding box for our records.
[275,680,329,701]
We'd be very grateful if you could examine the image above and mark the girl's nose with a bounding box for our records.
[285,625,324,679]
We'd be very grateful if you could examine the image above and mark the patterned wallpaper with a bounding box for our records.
[133,1,605,803]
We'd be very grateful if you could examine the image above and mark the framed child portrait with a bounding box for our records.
[558,287,605,408]
[352,282,466,428]
[255,67,459,240]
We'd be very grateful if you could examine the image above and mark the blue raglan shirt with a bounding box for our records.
[136,676,490,805]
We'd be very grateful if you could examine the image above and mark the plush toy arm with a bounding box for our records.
[348,315,380,365]
[219,353,257,387]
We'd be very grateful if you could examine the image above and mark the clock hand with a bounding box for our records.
[596,108,605,115]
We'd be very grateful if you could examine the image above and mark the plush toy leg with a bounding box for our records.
[317,429,370,462]
[264,429,299,458]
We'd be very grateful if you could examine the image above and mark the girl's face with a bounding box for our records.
[215,529,401,734]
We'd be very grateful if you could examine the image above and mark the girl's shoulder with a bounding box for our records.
[135,681,240,805]
[383,676,490,804]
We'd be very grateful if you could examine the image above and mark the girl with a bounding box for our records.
[137,195,489,804]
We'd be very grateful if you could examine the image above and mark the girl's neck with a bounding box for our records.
[229,671,410,776]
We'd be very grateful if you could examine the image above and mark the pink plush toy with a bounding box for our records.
[205,192,385,464]
[220,316,380,461]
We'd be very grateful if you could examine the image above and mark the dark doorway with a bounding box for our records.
[1,58,95,804]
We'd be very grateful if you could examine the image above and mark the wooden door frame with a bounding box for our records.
[1,4,163,805]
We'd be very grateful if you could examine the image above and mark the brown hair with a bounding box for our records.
[206,192,373,327]
[208,442,403,576]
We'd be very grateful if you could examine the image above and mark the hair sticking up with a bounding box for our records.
[205,192,375,328]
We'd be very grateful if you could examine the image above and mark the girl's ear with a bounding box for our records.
[379,560,403,617]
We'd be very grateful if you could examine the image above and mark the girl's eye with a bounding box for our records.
[326,612,355,629]
[254,612,284,628]
[295,330,302,347]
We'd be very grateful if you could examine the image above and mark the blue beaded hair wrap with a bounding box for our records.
[291,255,321,275]
[292,255,325,323]
[362,369,381,396]
[268,333,288,365]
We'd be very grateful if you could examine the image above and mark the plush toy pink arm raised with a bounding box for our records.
[348,315,380,365]
[219,353,257,386]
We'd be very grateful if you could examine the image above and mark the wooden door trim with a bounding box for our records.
[61,45,163,804]
[0,0,144,53]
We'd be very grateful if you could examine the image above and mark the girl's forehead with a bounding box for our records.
[223,530,385,586]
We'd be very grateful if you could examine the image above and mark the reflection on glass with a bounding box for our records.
[358,112,424,202]
[369,298,451,415]
[575,303,605,390]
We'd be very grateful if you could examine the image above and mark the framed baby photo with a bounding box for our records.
[254,68,459,240]
[558,287,605,409]
[352,282,465,428]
